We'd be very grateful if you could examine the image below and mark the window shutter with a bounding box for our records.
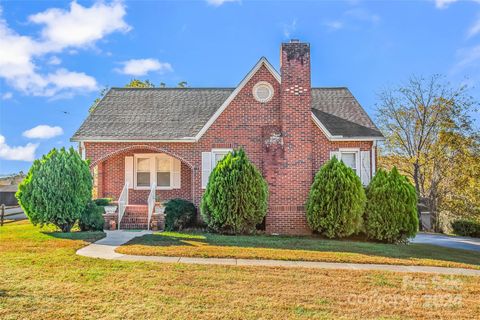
[330,150,341,160]
[360,151,371,185]
[172,158,181,189]
[125,156,134,189]
[201,152,212,189]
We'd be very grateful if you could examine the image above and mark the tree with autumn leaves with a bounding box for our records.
[376,75,479,231]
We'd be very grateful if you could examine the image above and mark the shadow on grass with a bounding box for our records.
[43,230,105,244]
[121,231,480,267]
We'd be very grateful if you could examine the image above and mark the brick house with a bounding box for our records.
[72,40,383,234]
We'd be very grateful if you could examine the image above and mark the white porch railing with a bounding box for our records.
[147,183,156,231]
[117,182,129,230]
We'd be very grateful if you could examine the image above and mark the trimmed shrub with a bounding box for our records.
[306,156,365,238]
[79,201,105,231]
[16,147,92,232]
[201,149,268,234]
[93,198,112,206]
[451,219,480,238]
[364,167,418,243]
[164,198,197,231]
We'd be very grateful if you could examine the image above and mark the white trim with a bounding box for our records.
[311,114,385,142]
[338,148,360,174]
[211,148,232,169]
[72,138,196,143]
[253,81,274,103]
[311,113,342,139]
[371,143,376,176]
[80,141,86,160]
[194,57,281,141]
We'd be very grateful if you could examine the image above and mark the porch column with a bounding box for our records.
[97,162,104,198]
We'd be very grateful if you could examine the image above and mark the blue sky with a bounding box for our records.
[1,0,480,174]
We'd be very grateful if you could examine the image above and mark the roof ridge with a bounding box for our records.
[110,87,236,90]
[311,87,349,90]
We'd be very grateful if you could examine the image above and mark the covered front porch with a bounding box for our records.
[90,146,195,230]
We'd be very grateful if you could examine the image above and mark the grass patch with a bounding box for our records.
[1,221,479,319]
[116,231,480,269]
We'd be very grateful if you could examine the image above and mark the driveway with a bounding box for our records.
[412,233,480,252]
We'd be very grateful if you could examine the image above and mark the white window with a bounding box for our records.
[136,157,151,187]
[331,149,360,174]
[156,156,171,187]
[133,153,181,190]
[340,152,357,173]
[211,149,231,169]
[201,149,232,189]
[331,148,370,185]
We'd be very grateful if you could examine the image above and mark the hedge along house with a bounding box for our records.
[72,40,384,234]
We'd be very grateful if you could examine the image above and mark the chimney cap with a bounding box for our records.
[290,39,300,43]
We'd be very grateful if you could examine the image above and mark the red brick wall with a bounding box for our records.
[83,44,376,235]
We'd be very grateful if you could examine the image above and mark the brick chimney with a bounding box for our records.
[264,40,313,235]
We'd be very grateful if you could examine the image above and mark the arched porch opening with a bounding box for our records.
[90,145,195,206]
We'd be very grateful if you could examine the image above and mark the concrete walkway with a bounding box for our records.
[76,231,480,276]
[412,232,480,252]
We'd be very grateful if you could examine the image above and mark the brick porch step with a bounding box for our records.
[124,204,148,214]
[120,204,149,229]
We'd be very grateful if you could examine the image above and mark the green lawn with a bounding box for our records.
[1,221,480,319]
[116,231,480,270]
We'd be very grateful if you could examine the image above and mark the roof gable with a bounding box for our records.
[193,57,280,140]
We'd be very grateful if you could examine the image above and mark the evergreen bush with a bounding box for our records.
[164,198,197,231]
[79,201,105,231]
[93,198,112,206]
[16,147,92,232]
[364,167,418,243]
[200,149,268,234]
[451,219,480,238]
[306,156,366,238]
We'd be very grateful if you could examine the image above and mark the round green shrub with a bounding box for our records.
[79,201,105,231]
[16,147,92,232]
[165,198,197,231]
[364,167,418,243]
[451,219,480,238]
[200,149,268,234]
[93,198,112,206]
[306,156,366,238]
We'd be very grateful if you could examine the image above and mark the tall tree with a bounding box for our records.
[377,75,479,229]
[125,79,155,88]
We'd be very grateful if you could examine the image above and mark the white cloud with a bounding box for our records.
[117,58,173,76]
[0,1,129,97]
[324,20,344,31]
[1,92,12,100]
[47,56,61,65]
[467,14,480,38]
[29,1,130,50]
[0,135,38,161]
[283,19,297,38]
[345,8,380,25]
[453,45,480,71]
[435,0,480,9]
[206,0,240,7]
[435,0,459,9]
[23,125,64,139]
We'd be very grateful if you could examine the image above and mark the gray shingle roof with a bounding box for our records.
[71,87,382,141]
[311,88,383,137]
[72,88,234,141]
